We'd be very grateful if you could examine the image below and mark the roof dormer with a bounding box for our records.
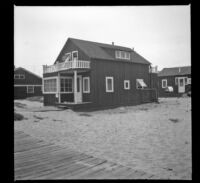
[115,50,130,60]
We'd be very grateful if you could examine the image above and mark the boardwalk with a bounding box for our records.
[14,130,156,180]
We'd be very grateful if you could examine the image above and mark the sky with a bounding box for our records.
[14,6,191,77]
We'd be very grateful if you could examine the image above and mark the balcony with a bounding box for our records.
[43,60,90,74]
[149,66,158,73]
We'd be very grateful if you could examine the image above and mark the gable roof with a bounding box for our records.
[158,66,191,77]
[66,38,151,65]
[14,67,42,79]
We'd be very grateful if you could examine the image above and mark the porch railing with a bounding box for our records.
[43,60,90,74]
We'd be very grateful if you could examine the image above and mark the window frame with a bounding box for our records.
[83,77,90,93]
[187,78,191,84]
[184,77,188,85]
[72,51,78,61]
[162,79,167,88]
[124,80,130,90]
[136,79,147,89]
[14,74,20,79]
[115,50,130,60]
[14,74,25,79]
[64,53,71,62]
[27,85,34,93]
[43,77,58,94]
[175,77,178,85]
[19,74,25,79]
[60,76,73,93]
[105,76,114,93]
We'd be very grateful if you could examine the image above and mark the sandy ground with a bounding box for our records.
[14,97,191,179]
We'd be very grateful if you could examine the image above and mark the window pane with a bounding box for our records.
[121,51,125,58]
[84,79,88,91]
[107,79,112,90]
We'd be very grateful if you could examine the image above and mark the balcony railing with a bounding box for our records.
[149,66,158,73]
[43,60,90,74]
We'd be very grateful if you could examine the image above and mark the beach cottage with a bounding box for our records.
[42,38,158,111]
[14,67,43,99]
[158,66,191,97]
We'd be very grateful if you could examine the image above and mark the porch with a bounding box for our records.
[43,68,91,106]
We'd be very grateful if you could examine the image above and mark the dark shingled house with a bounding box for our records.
[14,67,42,99]
[42,38,158,111]
[158,66,191,97]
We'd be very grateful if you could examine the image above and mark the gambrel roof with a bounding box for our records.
[158,66,191,77]
[56,38,151,65]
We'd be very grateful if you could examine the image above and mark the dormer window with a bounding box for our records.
[115,51,130,60]
[72,51,78,61]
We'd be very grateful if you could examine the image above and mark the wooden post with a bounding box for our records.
[58,72,61,103]
[74,70,77,104]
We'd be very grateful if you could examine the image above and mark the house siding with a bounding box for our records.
[158,74,191,97]
[88,59,156,110]
[14,86,42,99]
[43,94,58,106]
[14,68,42,99]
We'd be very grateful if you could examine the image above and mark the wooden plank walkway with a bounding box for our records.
[14,130,156,180]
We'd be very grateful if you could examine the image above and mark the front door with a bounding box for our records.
[178,77,185,93]
[76,75,82,103]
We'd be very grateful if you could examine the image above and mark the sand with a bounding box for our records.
[14,97,191,179]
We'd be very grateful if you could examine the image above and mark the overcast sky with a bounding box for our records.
[14,6,191,76]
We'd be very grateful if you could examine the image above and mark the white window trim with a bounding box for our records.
[175,77,178,85]
[20,74,25,79]
[14,74,25,79]
[115,50,130,60]
[83,77,90,93]
[106,76,114,93]
[72,51,78,61]
[64,53,71,62]
[184,77,188,85]
[162,79,167,88]
[187,78,191,84]
[14,74,20,79]
[60,76,74,93]
[136,79,147,89]
[124,80,130,90]
[27,86,34,93]
[43,76,58,94]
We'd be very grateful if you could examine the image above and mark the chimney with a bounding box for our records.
[179,67,181,73]
[112,42,114,45]
[132,47,134,51]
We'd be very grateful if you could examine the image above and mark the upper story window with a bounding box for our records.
[115,51,130,60]
[62,52,71,62]
[72,51,78,61]
[14,74,25,79]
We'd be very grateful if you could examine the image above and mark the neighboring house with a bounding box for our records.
[158,66,191,97]
[14,67,43,99]
[42,37,158,111]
